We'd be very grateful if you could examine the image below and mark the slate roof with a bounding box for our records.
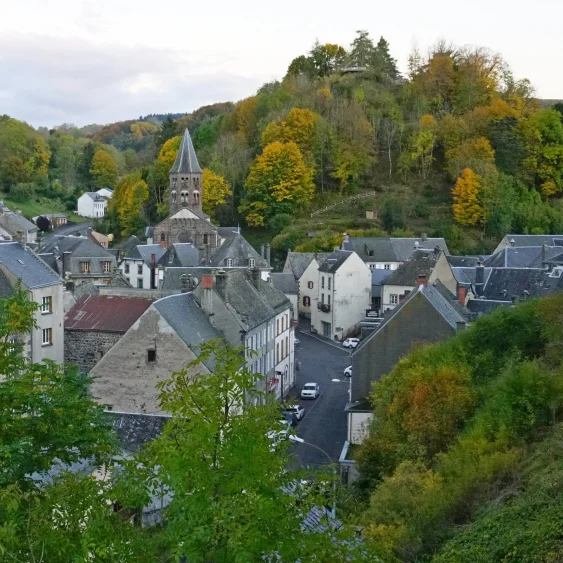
[318,250,353,273]
[390,237,449,261]
[120,235,142,256]
[371,269,393,286]
[169,128,202,174]
[446,255,482,268]
[153,292,222,370]
[0,211,38,236]
[382,249,440,287]
[39,221,92,250]
[65,294,152,332]
[500,234,563,248]
[217,226,240,238]
[135,244,168,265]
[83,191,106,202]
[167,243,199,267]
[451,266,493,286]
[161,267,217,290]
[270,272,298,294]
[41,235,112,258]
[482,268,546,301]
[206,233,268,268]
[284,252,330,280]
[343,236,448,263]
[0,242,61,289]
[484,246,563,268]
[105,411,170,452]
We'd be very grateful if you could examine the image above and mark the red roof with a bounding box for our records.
[65,294,153,333]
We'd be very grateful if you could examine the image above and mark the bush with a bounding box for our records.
[267,213,292,235]
[10,183,34,203]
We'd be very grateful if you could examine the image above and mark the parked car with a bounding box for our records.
[300,382,320,399]
[279,411,297,428]
[284,404,305,421]
[344,365,352,377]
[342,338,360,348]
[294,338,301,347]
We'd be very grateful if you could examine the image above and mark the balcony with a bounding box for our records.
[317,302,331,313]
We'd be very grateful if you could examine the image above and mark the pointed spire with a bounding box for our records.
[170,128,202,174]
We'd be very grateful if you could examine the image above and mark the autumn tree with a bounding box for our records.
[202,168,232,219]
[111,171,149,236]
[452,168,485,226]
[399,115,436,179]
[445,136,496,180]
[158,135,181,167]
[232,96,259,144]
[90,148,119,189]
[240,141,314,226]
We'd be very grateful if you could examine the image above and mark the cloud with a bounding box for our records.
[0,33,267,127]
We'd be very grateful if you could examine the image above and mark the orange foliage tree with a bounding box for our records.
[452,168,485,226]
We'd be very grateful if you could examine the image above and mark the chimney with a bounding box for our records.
[475,261,485,297]
[509,238,516,247]
[200,274,214,317]
[260,244,265,259]
[251,267,260,289]
[180,273,188,293]
[415,274,428,287]
[216,269,227,298]
[343,232,349,243]
[457,284,468,305]
[421,233,428,242]
[265,243,271,267]
[62,251,72,276]
[157,265,164,288]
[333,245,339,251]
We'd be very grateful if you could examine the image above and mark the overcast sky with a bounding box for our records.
[1,0,561,128]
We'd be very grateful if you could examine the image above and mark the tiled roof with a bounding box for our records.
[270,272,298,294]
[119,235,142,256]
[65,294,152,332]
[318,250,353,273]
[0,242,61,289]
[169,128,202,174]
[382,249,440,287]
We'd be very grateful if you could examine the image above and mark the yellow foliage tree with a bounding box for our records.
[130,121,158,141]
[158,136,181,167]
[452,168,485,226]
[232,96,258,144]
[445,136,496,180]
[202,168,232,219]
[90,149,119,189]
[110,172,148,236]
[239,141,314,227]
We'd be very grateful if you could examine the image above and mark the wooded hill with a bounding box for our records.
[2,31,563,257]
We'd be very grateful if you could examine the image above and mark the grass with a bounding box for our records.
[0,193,87,223]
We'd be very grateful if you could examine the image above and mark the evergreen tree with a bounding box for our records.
[156,115,177,150]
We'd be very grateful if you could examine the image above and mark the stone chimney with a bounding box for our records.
[265,243,271,267]
[251,267,260,289]
[415,274,428,287]
[343,233,349,243]
[62,251,72,276]
[475,261,485,297]
[421,233,428,242]
[216,269,227,298]
[260,244,265,260]
[200,274,214,318]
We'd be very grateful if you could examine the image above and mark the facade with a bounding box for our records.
[0,242,64,364]
[310,250,372,341]
[64,294,152,373]
[0,208,38,244]
[77,192,108,218]
[347,282,470,445]
[270,272,299,324]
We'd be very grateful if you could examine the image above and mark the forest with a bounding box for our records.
[2,30,563,257]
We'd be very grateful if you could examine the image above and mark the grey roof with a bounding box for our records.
[161,267,216,290]
[371,269,393,286]
[451,266,493,286]
[83,191,106,201]
[318,250,353,273]
[484,247,563,268]
[135,244,168,266]
[153,292,222,370]
[343,236,448,263]
[0,242,61,289]
[217,226,240,238]
[284,252,330,280]
[0,211,38,236]
[446,255,482,268]
[270,272,298,294]
[544,251,563,265]
[206,233,268,268]
[120,235,142,255]
[105,412,170,451]
[36,252,58,272]
[169,128,202,174]
[432,280,475,322]
[41,235,111,257]
[482,268,546,301]
[39,221,92,250]
[382,249,440,287]
[501,234,563,248]
[167,243,200,267]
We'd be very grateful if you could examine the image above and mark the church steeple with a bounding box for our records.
[169,128,203,215]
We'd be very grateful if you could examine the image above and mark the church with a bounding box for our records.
[153,128,220,252]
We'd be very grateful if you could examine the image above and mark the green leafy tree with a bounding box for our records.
[77,141,97,189]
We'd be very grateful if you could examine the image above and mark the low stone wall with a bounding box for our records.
[64,330,122,373]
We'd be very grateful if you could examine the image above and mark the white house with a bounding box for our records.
[77,192,108,218]
[311,250,372,340]
[96,188,114,199]
[120,244,167,289]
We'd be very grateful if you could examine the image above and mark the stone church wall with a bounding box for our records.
[154,217,218,249]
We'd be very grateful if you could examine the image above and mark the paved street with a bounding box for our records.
[286,321,352,468]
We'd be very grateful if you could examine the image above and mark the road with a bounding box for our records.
[286,323,352,468]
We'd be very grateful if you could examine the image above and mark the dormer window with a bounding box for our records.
[249,258,256,268]
[550,266,563,278]
[226,258,234,267]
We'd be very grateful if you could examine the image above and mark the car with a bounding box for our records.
[300,382,320,400]
[294,338,301,347]
[344,365,352,378]
[284,404,305,421]
[279,411,297,427]
[342,338,360,348]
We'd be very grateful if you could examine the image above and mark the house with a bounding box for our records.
[270,273,299,325]
[380,248,447,312]
[39,235,117,287]
[310,250,372,340]
[64,294,153,373]
[77,192,108,218]
[96,187,114,199]
[483,245,563,269]
[33,213,68,228]
[90,269,295,412]
[88,230,111,248]
[0,241,64,364]
[342,234,449,270]
[493,234,563,254]
[347,282,471,445]
[283,252,330,318]
[0,207,38,244]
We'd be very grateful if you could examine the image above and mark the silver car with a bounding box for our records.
[300,382,320,399]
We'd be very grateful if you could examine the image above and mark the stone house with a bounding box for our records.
[0,241,64,364]
[64,294,153,373]
[310,250,372,340]
[347,282,471,445]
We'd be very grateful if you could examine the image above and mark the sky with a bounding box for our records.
[1,0,561,128]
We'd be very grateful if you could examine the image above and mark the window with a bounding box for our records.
[171,190,177,203]
[321,276,325,289]
[321,293,324,304]
[307,281,313,289]
[203,233,208,244]
[303,296,310,306]
[80,261,90,273]
[160,232,166,242]
[285,336,288,357]
[41,296,52,314]
[249,258,256,268]
[102,261,111,273]
[137,278,143,289]
[226,258,234,267]
[42,328,52,346]
[384,264,391,270]
[137,264,143,275]
[276,318,279,335]
[125,263,130,274]
[328,294,331,306]
[390,294,399,305]
[147,349,156,363]
[276,343,280,363]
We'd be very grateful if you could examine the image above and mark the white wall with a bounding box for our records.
[366,261,401,270]
[31,284,64,364]
[77,194,107,218]
[274,309,294,399]
[348,412,374,445]
[298,258,319,318]
[120,259,151,289]
[381,284,414,312]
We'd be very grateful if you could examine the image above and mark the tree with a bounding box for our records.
[156,114,177,149]
[77,141,97,189]
[399,115,436,179]
[158,135,181,167]
[35,215,51,232]
[309,41,347,77]
[90,148,119,189]
[134,341,378,562]
[111,172,149,236]
[240,141,314,226]
[372,36,399,80]
[347,30,375,67]
[445,136,497,180]
[452,168,485,226]
[202,168,232,218]
[0,155,29,188]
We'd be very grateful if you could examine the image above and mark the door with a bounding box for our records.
[321,321,331,338]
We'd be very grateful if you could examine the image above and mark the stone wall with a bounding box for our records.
[65,330,122,373]
[154,216,218,248]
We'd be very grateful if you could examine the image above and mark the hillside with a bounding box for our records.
[2,32,563,253]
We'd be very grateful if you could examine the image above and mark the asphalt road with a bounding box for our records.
[286,324,352,468]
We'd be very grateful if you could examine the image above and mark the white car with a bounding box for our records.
[300,382,320,400]
[285,405,305,421]
[342,338,360,348]
[344,365,352,378]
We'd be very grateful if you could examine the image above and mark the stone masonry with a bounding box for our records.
[65,330,122,373]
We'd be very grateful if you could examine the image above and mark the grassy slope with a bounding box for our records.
[0,193,86,223]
